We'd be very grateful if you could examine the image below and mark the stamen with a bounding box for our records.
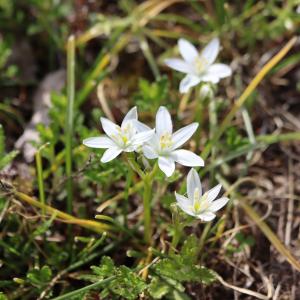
[159,132,173,150]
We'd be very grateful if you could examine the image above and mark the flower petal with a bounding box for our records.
[175,192,195,216]
[197,212,216,222]
[207,184,222,202]
[100,117,120,138]
[143,145,158,159]
[158,156,175,177]
[200,73,220,84]
[186,168,202,200]
[171,123,198,150]
[121,106,137,128]
[101,147,122,163]
[156,106,173,136]
[172,149,204,167]
[209,197,229,212]
[207,63,232,79]
[201,38,220,65]
[164,58,192,74]
[131,129,155,146]
[179,74,201,93]
[133,120,152,132]
[178,38,198,63]
[83,136,115,149]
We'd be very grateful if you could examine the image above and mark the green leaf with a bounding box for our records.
[0,292,8,300]
[148,277,170,299]
[0,150,19,170]
[152,235,216,285]
[26,266,52,289]
[91,256,146,300]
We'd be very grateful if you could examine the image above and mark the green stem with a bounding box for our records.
[65,35,75,216]
[208,96,217,184]
[126,152,145,178]
[51,276,115,300]
[143,174,152,244]
[143,163,158,244]
[35,143,49,217]
[170,223,182,254]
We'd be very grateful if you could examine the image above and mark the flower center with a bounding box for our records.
[193,188,201,213]
[193,190,209,214]
[112,122,135,148]
[195,56,208,75]
[159,132,173,151]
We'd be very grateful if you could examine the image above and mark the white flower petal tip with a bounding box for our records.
[165,37,231,92]
[83,137,115,149]
[175,169,229,222]
[84,107,151,163]
[178,38,198,63]
[158,156,175,177]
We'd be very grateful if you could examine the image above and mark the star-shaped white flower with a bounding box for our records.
[164,38,232,93]
[83,107,154,163]
[175,168,229,221]
[142,106,204,177]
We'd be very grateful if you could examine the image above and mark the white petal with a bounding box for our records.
[131,129,155,146]
[100,117,120,138]
[207,63,232,79]
[83,136,115,149]
[179,74,201,93]
[209,197,229,212]
[164,58,192,74]
[207,184,222,202]
[101,147,122,163]
[200,74,220,84]
[201,38,220,65]
[156,106,173,136]
[172,149,204,167]
[187,168,202,200]
[175,192,195,216]
[171,123,198,150]
[158,156,175,177]
[197,212,216,222]
[121,106,137,128]
[178,38,198,63]
[133,120,152,132]
[143,145,158,159]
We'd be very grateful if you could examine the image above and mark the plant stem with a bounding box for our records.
[143,174,152,244]
[143,163,158,244]
[65,35,75,216]
[35,143,49,217]
[51,276,116,300]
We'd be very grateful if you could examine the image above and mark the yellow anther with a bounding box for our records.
[159,133,173,150]
[195,56,208,74]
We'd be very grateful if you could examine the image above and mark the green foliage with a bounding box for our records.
[134,76,169,113]
[0,124,18,170]
[148,236,216,299]
[226,232,255,255]
[0,292,8,300]
[26,265,52,291]
[0,38,18,82]
[91,256,147,299]
[225,127,249,151]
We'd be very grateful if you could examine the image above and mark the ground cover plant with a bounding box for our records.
[0,1,300,299]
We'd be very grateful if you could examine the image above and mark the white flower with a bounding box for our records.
[175,168,229,221]
[142,106,204,177]
[164,38,232,93]
[83,107,154,163]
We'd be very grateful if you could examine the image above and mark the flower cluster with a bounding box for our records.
[83,106,204,177]
[83,37,231,222]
